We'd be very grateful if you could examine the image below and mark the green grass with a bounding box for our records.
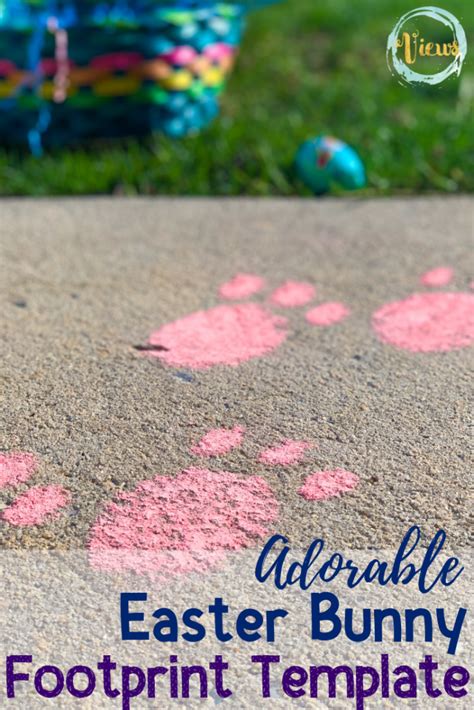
[0,0,472,195]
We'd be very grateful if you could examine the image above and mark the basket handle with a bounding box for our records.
[0,10,69,154]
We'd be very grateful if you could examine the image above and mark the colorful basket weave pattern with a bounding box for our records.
[0,2,251,149]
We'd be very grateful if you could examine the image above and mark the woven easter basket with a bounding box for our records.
[0,1,275,150]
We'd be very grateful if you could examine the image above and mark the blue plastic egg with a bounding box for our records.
[165,92,188,114]
[194,30,218,52]
[295,136,366,195]
[199,93,220,121]
[145,37,175,56]
[171,22,199,43]
[161,115,188,138]
[183,103,204,130]
[209,17,231,37]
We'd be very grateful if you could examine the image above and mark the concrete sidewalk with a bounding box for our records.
[0,196,472,553]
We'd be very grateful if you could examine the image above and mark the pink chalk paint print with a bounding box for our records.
[88,427,359,578]
[258,440,312,466]
[420,267,454,288]
[142,274,350,369]
[148,303,287,369]
[298,469,360,501]
[0,451,71,528]
[191,426,244,457]
[0,451,38,489]
[89,469,278,577]
[270,281,316,308]
[219,273,265,300]
[2,485,71,526]
[372,268,474,353]
[306,302,350,326]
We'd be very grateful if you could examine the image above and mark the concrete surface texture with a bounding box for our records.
[0,197,473,560]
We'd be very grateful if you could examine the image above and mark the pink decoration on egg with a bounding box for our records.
[306,302,350,326]
[204,43,234,61]
[420,267,454,287]
[40,58,58,76]
[91,52,142,71]
[270,281,316,308]
[0,452,38,490]
[191,426,244,457]
[2,485,71,526]
[0,59,16,76]
[259,440,311,466]
[160,46,197,65]
[219,274,265,300]
[39,58,74,76]
[299,469,359,501]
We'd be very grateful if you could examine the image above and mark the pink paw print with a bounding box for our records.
[87,426,359,579]
[0,452,70,526]
[372,267,474,353]
[140,273,350,369]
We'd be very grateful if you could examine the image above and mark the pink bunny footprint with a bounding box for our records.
[0,451,70,526]
[372,267,474,352]
[139,273,350,369]
[87,426,359,579]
